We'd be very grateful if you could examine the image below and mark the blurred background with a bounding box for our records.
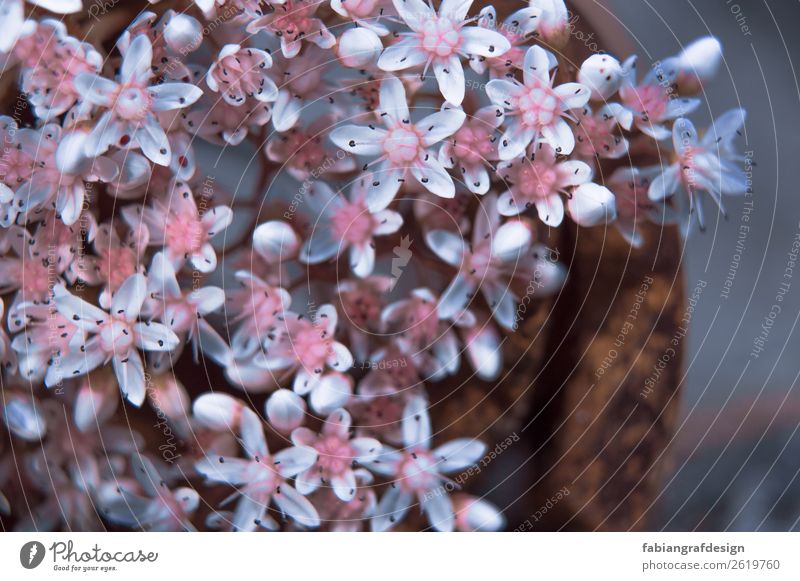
[603,0,800,531]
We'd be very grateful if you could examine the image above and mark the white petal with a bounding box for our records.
[136,117,171,166]
[523,45,551,85]
[411,157,456,198]
[402,396,431,449]
[113,351,146,406]
[460,26,511,58]
[273,445,318,478]
[120,35,153,84]
[433,57,465,105]
[419,107,466,146]
[379,75,410,125]
[648,166,680,201]
[330,124,386,155]
[422,492,455,532]
[554,82,591,110]
[540,117,575,155]
[377,37,427,71]
[192,393,244,431]
[272,90,302,132]
[350,243,376,278]
[273,484,320,528]
[150,83,203,111]
[371,486,413,531]
[326,341,354,371]
[425,229,464,266]
[491,221,531,261]
[498,123,536,161]
[465,324,501,380]
[73,74,117,108]
[485,79,519,108]
[310,373,353,415]
[483,282,518,330]
[240,407,268,460]
[672,117,699,155]
[134,322,180,351]
[392,0,434,29]
[365,161,404,211]
[373,210,403,235]
[112,273,147,320]
[433,438,486,473]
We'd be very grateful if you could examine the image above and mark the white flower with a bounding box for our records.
[74,35,203,166]
[369,396,486,531]
[195,407,320,531]
[205,44,278,106]
[496,142,593,224]
[377,0,511,105]
[331,75,465,210]
[578,53,624,101]
[486,45,590,159]
[299,178,403,278]
[45,273,180,406]
[291,408,382,501]
[648,109,749,230]
[425,195,533,329]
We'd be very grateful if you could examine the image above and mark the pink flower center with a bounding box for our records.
[330,201,375,246]
[464,246,499,282]
[21,258,52,300]
[293,325,333,372]
[515,160,559,200]
[398,450,440,493]
[383,125,423,165]
[165,212,205,257]
[98,316,135,354]
[452,124,494,164]
[626,84,668,121]
[315,436,354,476]
[515,80,560,128]
[113,85,153,122]
[418,17,462,58]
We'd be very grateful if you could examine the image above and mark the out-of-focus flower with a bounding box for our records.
[439,105,504,195]
[369,396,486,531]
[0,0,81,52]
[471,6,542,79]
[206,44,279,106]
[247,0,335,58]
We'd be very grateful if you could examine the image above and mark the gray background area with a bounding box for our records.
[605,0,800,530]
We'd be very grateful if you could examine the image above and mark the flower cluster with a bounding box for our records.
[0,0,748,531]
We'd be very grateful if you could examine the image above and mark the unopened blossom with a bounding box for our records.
[75,34,203,166]
[196,407,320,531]
[331,75,465,210]
[659,36,723,93]
[300,179,403,277]
[370,396,486,532]
[487,45,591,159]
[470,6,542,79]
[265,115,357,181]
[292,408,382,501]
[0,0,81,52]
[377,0,510,105]
[573,103,632,161]
[122,181,233,273]
[425,195,533,328]
[439,105,504,195]
[46,273,180,406]
[528,0,569,44]
[247,0,336,59]
[206,44,279,106]
[331,0,392,35]
[648,109,749,229]
[496,142,593,224]
[1,391,46,441]
[193,0,264,19]
[265,389,307,434]
[618,55,700,140]
[578,53,624,101]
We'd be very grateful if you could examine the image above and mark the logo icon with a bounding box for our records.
[20,541,46,569]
